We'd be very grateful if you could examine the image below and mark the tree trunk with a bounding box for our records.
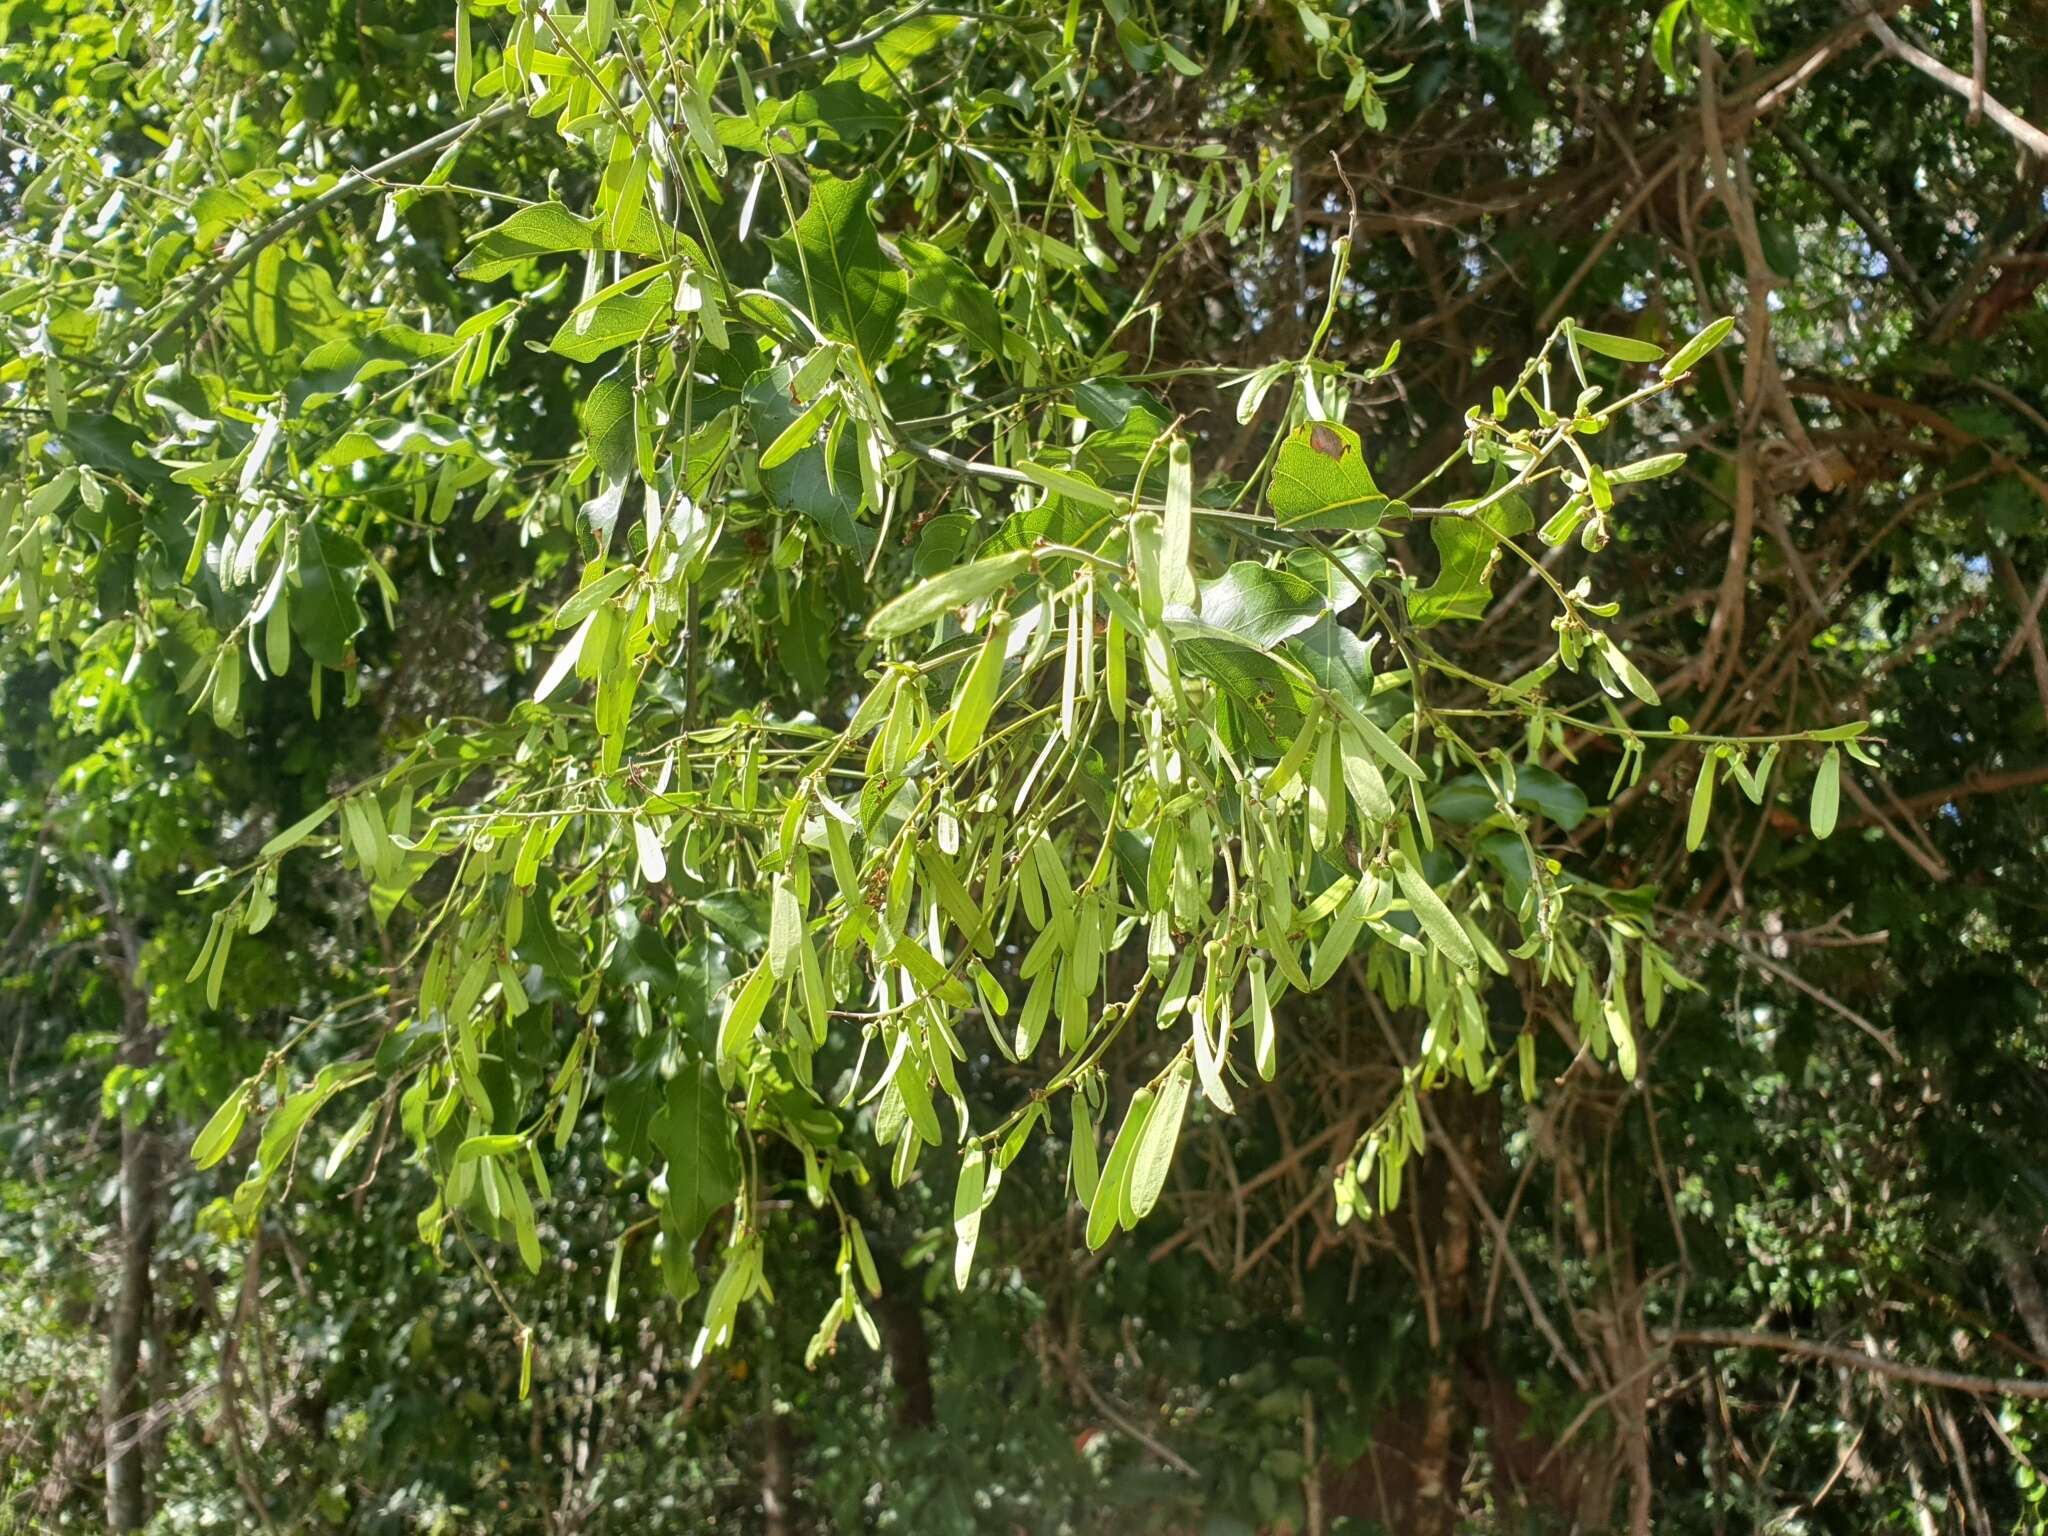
[1993,1229,2048,1358]
[104,1106,155,1531]
[879,1292,935,1429]
[761,1408,793,1536]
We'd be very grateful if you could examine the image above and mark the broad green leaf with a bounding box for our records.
[549,275,674,362]
[1408,489,1535,628]
[1180,561,1324,649]
[458,201,690,279]
[1288,614,1376,713]
[901,237,1006,361]
[768,173,907,362]
[1161,437,1196,608]
[781,80,906,142]
[292,326,457,412]
[1269,422,1394,531]
[291,522,370,667]
[580,375,637,481]
[745,364,868,549]
[220,247,351,364]
[651,1062,742,1247]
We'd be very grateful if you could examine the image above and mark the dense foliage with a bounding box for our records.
[4,0,2048,1530]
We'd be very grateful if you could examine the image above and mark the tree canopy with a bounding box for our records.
[4,0,2048,1530]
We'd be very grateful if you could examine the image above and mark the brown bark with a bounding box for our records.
[761,1409,793,1536]
[1993,1231,2048,1359]
[878,1292,935,1430]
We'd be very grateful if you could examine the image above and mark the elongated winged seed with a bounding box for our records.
[1811,747,1841,838]
[1086,1086,1155,1250]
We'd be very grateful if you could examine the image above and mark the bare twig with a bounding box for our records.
[1666,1327,2048,1401]
[1862,9,2048,160]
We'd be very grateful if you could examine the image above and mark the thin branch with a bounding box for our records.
[1663,1328,2048,1401]
[1862,8,2048,159]
[118,102,519,375]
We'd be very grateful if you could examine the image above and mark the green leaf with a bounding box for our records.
[868,550,1032,639]
[901,238,1006,361]
[291,522,370,667]
[780,80,907,141]
[1810,747,1841,838]
[1268,422,1394,531]
[548,275,674,363]
[220,247,351,364]
[580,374,637,481]
[1694,0,1758,49]
[1180,562,1325,649]
[651,1062,742,1247]
[292,326,458,412]
[1408,490,1534,628]
[1175,640,1311,752]
[769,173,907,362]
[458,201,689,280]
[1288,614,1377,714]
[745,364,868,549]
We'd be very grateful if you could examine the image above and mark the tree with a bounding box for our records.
[4,0,2047,1530]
